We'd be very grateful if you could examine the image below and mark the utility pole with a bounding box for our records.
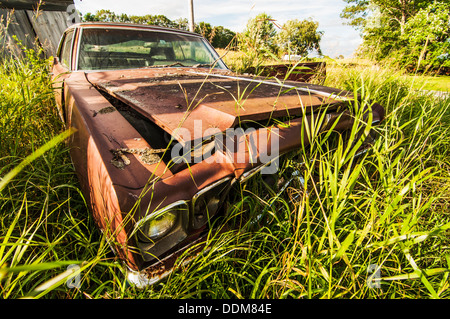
[189,0,195,32]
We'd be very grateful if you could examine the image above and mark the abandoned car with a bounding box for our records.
[51,22,385,285]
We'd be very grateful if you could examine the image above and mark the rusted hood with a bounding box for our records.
[87,68,349,143]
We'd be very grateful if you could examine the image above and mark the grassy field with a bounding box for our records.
[321,58,450,92]
[405,75,450,92]
[1,47,449,299]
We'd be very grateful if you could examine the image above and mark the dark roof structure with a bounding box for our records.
[0,0,74,57]
[0,0,74,11]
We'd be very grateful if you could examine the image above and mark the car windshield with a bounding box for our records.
[77,27,227,71]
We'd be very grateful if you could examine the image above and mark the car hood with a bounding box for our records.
[87,68,349,143]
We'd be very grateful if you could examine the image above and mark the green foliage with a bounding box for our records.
[357,14,402,60]
[277,19,323,56]
[82,10,236,49]
[195,22,236,49]
[234,13,323,72]
[0,44,60,158]
[341,0,432,33]
[233,13,280,72]
[340,0,370,29]
[0,43,122,298]
[154,63,450,299]
[238,13,278,58]
[400,2,450,71]
[342,0,450,73]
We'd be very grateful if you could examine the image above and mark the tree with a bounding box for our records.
[341,0,450,72]
[341,0,431,34]
[195,23,236,49]
[239,13,278,57]
[173,18,189,31]
[196,22,214,42]
[210,26,236,49]
[81,10,235,49]
[340,0,370,30]
[277,19,323,56]
[83,12,98,22]
[93,9,117,22]
[372,0,430,35]
[117,13,131,23]
[400,2,450,71]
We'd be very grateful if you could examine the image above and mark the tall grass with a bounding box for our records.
[145,62,450,299]
[0,46,124,298]
[1,44,449,299]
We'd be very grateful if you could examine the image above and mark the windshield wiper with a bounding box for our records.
[144,62,188,68]
[142,62,216,69]
[192,63,214,68]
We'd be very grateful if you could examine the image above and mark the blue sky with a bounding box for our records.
[73,0,362,58]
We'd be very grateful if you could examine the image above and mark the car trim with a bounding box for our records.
[74,27,83,71]
[191,71,352,102]
[73,26,224,72]
[239,155,281,183]
[78,25,204,37]
[68,22,202,37]
[57,29,76,70]
[192,177,232,202]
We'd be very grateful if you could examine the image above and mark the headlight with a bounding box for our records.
[139,212,176,242]
[191,177,231,229]
[136,201,188,243]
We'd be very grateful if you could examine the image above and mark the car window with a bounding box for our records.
[77,28,226,71]
[60,31,74,69]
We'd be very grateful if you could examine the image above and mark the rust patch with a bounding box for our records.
[93,106,117,117]
[115,147,167,165]
[87,69,341,144]
[111,149,131,169]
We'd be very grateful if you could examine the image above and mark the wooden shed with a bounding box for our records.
[0,0,75,57]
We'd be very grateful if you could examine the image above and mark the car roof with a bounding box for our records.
[67,22,201,37]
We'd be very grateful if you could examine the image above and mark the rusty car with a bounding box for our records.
[51,22,384,286]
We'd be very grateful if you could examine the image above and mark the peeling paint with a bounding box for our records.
[115,147,167,165]
[93,106,117,117]
[110,149,131,169]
